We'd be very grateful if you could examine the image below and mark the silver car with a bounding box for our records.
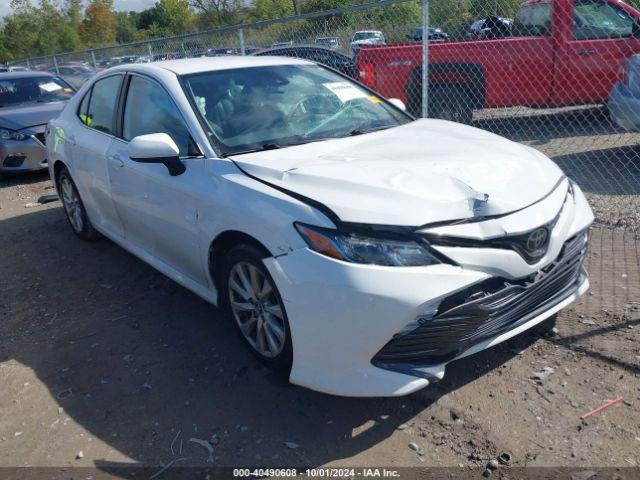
[609,54,640,132]
[0,72,74,174]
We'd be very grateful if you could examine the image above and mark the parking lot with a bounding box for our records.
[1,140,639,477]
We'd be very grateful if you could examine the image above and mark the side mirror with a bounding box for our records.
[128,133,186,176]
[388,98,407,111]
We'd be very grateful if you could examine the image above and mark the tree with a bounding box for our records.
[189,0,243,27]
[115,11,139,43]
[79,0,116,47]
[254,0,294,21]
[0,0,82,61]
[138,0,195,36]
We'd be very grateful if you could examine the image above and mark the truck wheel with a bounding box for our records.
[407,81,474,124]
[430,88,474,124]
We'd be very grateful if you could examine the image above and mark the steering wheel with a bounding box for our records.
[287,94,338,124]
[302,98,368,138]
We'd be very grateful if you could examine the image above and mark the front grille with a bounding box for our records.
[34,132,46,146]
[373,231,588,368]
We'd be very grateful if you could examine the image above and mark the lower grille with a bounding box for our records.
[373,231,588,368]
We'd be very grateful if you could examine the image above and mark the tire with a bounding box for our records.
[222,244,293,371]
[430,87,474,124]
[407,78,474,124]
[56,166,100,241]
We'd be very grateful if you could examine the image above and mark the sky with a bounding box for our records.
[0,0,157,19]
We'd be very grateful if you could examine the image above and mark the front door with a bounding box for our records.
[107,74,208,285]
[554,0,640,105]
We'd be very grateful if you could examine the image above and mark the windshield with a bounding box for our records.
[353,32,383,41]
[183,64,410,156]
[0,76,73,107]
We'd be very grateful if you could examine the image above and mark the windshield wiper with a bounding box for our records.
[259,143,282,151]
[348,126,393,136]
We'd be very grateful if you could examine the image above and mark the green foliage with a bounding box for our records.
[0,0,83,62]
[138,0,195,37]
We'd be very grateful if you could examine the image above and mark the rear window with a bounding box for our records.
[0,76,74,107]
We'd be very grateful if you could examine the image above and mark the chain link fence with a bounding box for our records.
[8,0,640,230]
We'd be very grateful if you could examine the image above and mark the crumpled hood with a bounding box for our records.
[0,101,67,131]
[230,119,565,227]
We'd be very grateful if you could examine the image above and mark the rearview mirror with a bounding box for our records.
[128,133,186,176]
[388,98,406,111]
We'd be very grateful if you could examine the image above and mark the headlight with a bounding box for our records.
[0,129,28,141]
[294,223,442,267]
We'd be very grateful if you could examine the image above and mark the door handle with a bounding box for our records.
[108,155,124,168]
[574,49,596,56]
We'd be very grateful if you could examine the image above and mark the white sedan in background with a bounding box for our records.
[47,57,593,397]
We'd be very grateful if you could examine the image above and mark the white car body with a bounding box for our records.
[47,57,593,397]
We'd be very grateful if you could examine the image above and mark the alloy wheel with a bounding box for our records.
[228,261,286,358]
[60,176,83,233]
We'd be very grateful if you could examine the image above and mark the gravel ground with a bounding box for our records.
[0,171,639,478]
[475,104,640,230]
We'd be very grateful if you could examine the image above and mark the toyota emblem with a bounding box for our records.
[526,228,549,253]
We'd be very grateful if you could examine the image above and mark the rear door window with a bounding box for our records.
[85,75,122,135]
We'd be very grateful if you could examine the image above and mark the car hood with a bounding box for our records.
[230,119,565,227]
[0,101,67,131]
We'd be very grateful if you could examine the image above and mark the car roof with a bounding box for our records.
[0,71,56,80]
[109,56,314,76]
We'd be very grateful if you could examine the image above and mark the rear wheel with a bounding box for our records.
[407,78,474,124]
[430,88,474,124]
[222,244,293,370]
[57,166,100,241]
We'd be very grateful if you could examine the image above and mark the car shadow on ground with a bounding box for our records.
[474,106,621,144]
[552,146,640,195]
[0,206,557,472]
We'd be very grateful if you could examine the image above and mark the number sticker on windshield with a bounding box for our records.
[40,82,63,93]
[323,82,368,103]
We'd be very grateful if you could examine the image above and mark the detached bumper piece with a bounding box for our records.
[373,231,588,371]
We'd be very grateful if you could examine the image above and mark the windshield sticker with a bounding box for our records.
[368,95,382,104]
[323,82,368,103]
[40,82,63,93]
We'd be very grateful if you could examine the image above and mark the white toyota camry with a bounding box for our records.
[47,57,593,397]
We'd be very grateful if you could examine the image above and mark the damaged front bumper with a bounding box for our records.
[372,230,588,379]
[264,182,593,397]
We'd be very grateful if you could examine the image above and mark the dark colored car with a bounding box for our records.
[0,71,75,174]
[408,27,450,42]
[467,16,514,39]
[254,45,356,78]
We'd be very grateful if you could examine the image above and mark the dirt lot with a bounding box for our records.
[1,170,639,479]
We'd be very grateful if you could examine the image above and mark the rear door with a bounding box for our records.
[554,0,640,104]
[72,74,125,238]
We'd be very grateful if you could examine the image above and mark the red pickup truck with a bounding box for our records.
[356,0,640,122]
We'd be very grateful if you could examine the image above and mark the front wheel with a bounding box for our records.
[222,244,293,370]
